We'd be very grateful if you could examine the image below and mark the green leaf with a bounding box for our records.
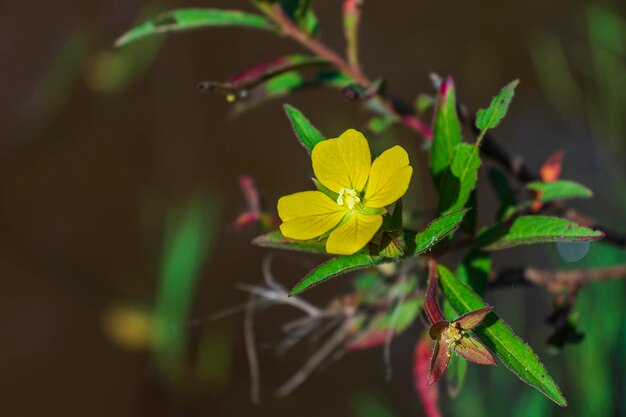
[475,80,519,133]
[527,180,593,203]
[290,253,383,295]
[437,143,481,214]
[232,70,351,114]
[252,230,326,254]
[456,250,491,296]
[437,265,567,406]
[431,77,463,189]
[284,104,325,152]
[115,9,274,47]
[476,215,604,250]
[414,209,469,255]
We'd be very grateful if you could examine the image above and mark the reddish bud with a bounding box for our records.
[540,150,565,183]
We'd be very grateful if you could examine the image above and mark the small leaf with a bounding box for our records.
[430,77,463,189]
[454,307,493,330]
[455,336,497,365]
[527,180,592,203]
[252,230,326,254]
[437,144,481,214]
[476,215,604,250]
[437,265,567,406]
[475,80,519,133]
[414,209,469,255]
[290,253,383,295]
[232,70,351,114]
[284,104,325,152]
[367,115,397,134]
[115,9,275,47]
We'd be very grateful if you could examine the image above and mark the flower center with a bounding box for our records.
[336,188,361,210]
[442,323,466,347]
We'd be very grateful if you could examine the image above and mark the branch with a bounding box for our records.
[258,3,626,250]
[259,4,432,138]
[489,264,626,294]
[457,104,626,250]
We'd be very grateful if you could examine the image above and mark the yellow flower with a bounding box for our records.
[277,129,413,255]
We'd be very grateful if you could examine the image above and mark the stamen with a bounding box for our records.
[336,188,361,210]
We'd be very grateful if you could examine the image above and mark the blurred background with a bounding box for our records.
[1,0,626,416]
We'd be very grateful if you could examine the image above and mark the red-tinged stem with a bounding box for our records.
[261,5,433,139]
[424,259,446,324]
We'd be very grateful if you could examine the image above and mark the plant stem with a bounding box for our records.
[260,4,432,138]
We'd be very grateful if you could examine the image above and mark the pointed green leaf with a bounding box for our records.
[476,80,519,132]
[116,9,275,47]
[437,143,481,214]
[437,265,567,406]
[431,77,463,189]
[252,231,326,254]
[476,216,604,250]
[290,253,383,295]
[527,180,593,203]
[414,209,469,255]
[284,104,325,152]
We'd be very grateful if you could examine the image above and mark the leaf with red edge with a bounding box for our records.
[428,339,451,386]
[455,336,497,365]
[454,306,492,330]
[414,336,442,417]
[228,55,327,86]
[540,150,564,182]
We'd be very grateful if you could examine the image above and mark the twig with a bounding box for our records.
[489,264,626,293]
[275,322,349,398]
[258,4,432,138]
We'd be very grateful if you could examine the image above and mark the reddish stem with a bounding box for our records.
[264,5,432,139]
[424,259,446,324]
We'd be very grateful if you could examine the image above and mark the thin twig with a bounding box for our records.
[275,322,349,398]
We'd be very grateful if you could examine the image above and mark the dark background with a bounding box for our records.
[1,1,626,416]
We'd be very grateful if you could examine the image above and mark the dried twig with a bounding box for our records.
[275,322,349,398]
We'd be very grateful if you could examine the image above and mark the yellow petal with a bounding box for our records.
[364,145,412,208]
[312,129,371,193]
[278,191,345,240]
[326,213,382,255]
